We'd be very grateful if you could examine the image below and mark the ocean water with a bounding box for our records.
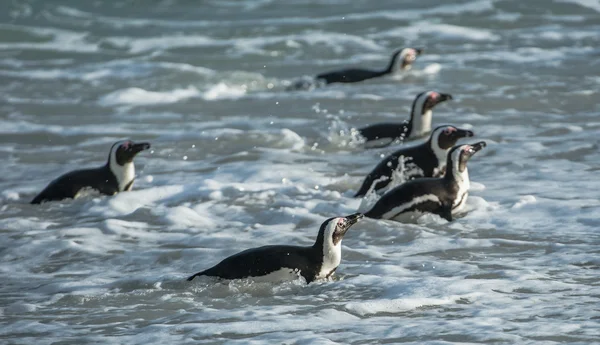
[1,0,599,344]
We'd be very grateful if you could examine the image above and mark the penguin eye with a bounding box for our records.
[443,127,456,135]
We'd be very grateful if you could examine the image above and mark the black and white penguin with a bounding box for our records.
[315,48,422,85]
[187,213,363,284]
[30,140,151,204]
[354,125,474,197]
[364,142,486,222]
[358,91,453,148]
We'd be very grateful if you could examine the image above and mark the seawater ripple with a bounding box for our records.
[1,0,599,344]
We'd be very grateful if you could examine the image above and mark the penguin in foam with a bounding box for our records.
[355,125,474,197]
[30,140,151,204]
[358,91,453,148]
[187,213,363,284]
[287,48,422,90]
[364,142,486,222]
[315,48,422,85]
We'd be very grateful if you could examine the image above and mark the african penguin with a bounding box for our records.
[187,213,364,284]
[30,140,151,204]
[358,91,453,148]
[355,125,474,197]
[315,48,422,85]
[364,142,487,222]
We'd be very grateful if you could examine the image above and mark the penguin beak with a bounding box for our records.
[437,93,453,103]
[466,141,487,157]
[425,93,452,110]
[455,128,474,139]
[344,213,364,227]
[129,142,151,155]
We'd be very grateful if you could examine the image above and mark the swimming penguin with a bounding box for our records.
[316,48,422,85]
[285,48,421,91]
[358,91,453,148]
[187,213,363,283]
[364,142,486,222]
[354,125,474,197]
[30,140,151,204]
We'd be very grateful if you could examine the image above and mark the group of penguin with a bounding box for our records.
[29,47,487,284]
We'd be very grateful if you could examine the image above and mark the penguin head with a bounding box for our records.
[108,140,151,191]
[409,91,453,138]
[412,91,453,117]
[320,213,363,248]
[396,48,422,70]
[432,125,474,150]
[448,141,487,174]
[110,140,151,166]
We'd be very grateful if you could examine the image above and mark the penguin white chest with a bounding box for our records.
[317,245,342,279]
[411,110,432,138]
[452,170,470,214]
[110,162,135,191]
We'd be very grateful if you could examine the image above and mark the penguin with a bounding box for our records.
[354,125,474,197]
[358,91,453,148]
[30,140,151,204]
[315,48,422,85]
[285,48,422,91]
[187,213,363,284]
[364,142,486,222]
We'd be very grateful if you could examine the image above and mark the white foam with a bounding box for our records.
[202,83,247,100]
[422,63,442,75]
[99,86,200,106]
[345,296,454,316]
[512,195,537,209]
